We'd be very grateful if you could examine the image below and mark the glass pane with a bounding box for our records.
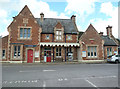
[14,46,17,57]
[59,31,62,35]
[59,48,61,52]
[91,47,93,52]
[18,46,20,56]
[56,31,59,35]
[107,48,109,56]
[2,50,5,57]
[94,52,97,56]
[20,28,23,38]
[88,47,90,52]
[56,53,58,56]
[24,28,27,38]
[59,36,62,40]
[27,28,30,38]
[91,52,93,56]
[88,52,90,56]
[56,36,58,40]
[59,53,61,56]
[56,48,58,52]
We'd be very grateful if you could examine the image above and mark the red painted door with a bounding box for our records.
[47,51,51,62]
[27,49,33,63]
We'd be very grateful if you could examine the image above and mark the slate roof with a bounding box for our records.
[101,36,117,46]
[35,18,77,34]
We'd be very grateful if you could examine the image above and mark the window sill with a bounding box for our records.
[87,57,98,59]
[17,38,32,40]
[2,57,6,59]
[56,56,62,58]
[12,58,22,60]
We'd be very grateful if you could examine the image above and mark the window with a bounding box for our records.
[56,31,62,40]
[20,28,31,39]
[14,46,21,58]
[56,48,61,57]
[107,47,112,56]
[67,35,72,40]
[46,35,49,39]
[2,50,5,58]
[87,46,97,58]
[67,48,72,56]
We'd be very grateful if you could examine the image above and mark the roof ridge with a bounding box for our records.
[35,18,70,20]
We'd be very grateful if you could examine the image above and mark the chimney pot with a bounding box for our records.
[71,15,76,23]
[40,12,44,22]
[106,25,112,38]
[99,32,103,36]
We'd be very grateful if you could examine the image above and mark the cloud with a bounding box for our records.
[65,0,98,22]
[0,0,69,37]
[90,2,118,38]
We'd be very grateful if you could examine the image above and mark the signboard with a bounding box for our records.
[82,51,86,57]
[114,51,118,55]
[35,51,39,58]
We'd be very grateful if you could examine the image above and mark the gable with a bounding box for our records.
[8,5,38,29]
[55,22,63,29]
[80,24,103,43]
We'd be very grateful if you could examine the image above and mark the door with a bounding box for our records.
[44,48,51,62]
[47,51,51,62]
[27,49,33,63]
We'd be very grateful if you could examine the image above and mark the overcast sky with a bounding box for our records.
[0,0,119,38]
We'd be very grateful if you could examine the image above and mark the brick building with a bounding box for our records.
[79,24,118,60]
[1,5,79,63]
[1,5,118,63]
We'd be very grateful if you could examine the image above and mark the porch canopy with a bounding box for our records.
[40,42,80,47]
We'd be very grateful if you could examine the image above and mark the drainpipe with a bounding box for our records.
[53,47,54,62]
[65,34,66,62]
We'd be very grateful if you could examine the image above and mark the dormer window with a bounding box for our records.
[56,30,62,40]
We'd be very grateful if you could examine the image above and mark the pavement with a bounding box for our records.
[2,63,119,88]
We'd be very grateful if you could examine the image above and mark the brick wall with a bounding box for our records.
[79,24,104,60]
[2,36,8,61]
[8,5,41,62]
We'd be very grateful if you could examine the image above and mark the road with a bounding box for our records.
[2,63,119,88]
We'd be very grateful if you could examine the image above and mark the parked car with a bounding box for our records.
[107,55,120,63]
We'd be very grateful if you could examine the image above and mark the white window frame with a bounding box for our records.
[13,46,21,58]
[56,48,62,58]
[87,46,97,58]
[107,47,112,56]
[56,30,62,41]
[19,28,31,39]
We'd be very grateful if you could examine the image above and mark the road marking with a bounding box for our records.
[19,70,39,72]
[43,81,46,87]
[73,75,117,80]
[43,70,56,72]
[85,79,99,89]
[64,78,68,81]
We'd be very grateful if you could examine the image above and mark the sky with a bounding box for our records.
[0,0,119,38]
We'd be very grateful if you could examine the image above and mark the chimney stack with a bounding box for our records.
[40,12,44,22]
[99,32,103,36]
[106,25,112,38]
[71,15,76,23]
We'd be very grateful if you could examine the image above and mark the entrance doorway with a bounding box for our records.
[44,48,51,62]
[27,49,33,63]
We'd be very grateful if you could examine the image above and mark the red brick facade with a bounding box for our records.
[1,5,118,63]
[79,24,104,60]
